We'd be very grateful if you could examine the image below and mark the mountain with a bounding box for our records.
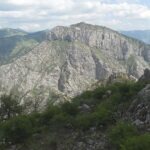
[0,22,150,106]
[121,30,150,44]
[0,30,48,64]
[0,28,27,38]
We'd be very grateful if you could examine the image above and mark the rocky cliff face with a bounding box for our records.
[0,22,150,105]
[50,23,150,61]
[127,84,150,131]
[49,23,150,76]
[126,69,150,131]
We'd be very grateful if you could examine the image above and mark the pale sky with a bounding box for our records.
[0,0,150,31]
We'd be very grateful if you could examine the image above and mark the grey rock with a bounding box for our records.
[90,127,97,132]
[0,22,149,106]
[106,90,112,96]
[78,104,91,113]
[133,119,144,126]
[87,139,94,145]
[139,69,150,82]
[127,84,150,130]
[8,145,17,150]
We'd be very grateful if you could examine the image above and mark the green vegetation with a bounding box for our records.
[121,134,150,150]
[10,39,38,58]
[0,116,32,144]
[0,81,149,149]
[108,122,150,150]
[108,121,138,149]
[0,95,22,121]
[0,30,48,65]
[0,37,39,65]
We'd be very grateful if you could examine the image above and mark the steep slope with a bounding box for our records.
[0,28,27,38]
[121,30,150,44]
[0,22,150,105]
[0,72,150,150]
[0,30,48,64]
[48,22,150,78]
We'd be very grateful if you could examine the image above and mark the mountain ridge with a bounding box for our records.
[121,30,150,44]
[0,22,149,106]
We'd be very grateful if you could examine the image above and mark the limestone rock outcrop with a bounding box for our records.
[0,22,149,105]
[128,84,150,131]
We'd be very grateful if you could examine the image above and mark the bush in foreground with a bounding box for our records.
[0,94,22,121]
[0,115,32,144]
[108,121,138,149]
[121,134,150,150]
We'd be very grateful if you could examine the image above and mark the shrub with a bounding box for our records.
[94,103,114,126]
[75,114,95,130]
[50,113,73,128]
[121,134,150,150]
[73,86,108,106]
[40,106,61,125]
[77,91,93,99]
[92,86,107,99]
[47,135,58,150]
[108,93,121,107]
[28,112,43,133]
[109,82,134,103]
[61,102,78,116]
[0,94,22,121]
[0,115,32,144]
[108,121,138,149]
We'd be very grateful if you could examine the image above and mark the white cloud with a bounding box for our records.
[20,23,41,31]
[7,0,74,9]
[139,9,150,18]
[7,0,36,6]
[0,0,149,31]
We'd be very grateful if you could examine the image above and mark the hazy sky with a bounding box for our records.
[0,0,150,31]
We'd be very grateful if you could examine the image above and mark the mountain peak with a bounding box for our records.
[71,22,89,27]
[71,22,99,29]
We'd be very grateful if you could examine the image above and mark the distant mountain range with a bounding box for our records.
[121,30,150,44]
[0,28,149,65]
[0,28,49,64]
[0,28,27,38]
